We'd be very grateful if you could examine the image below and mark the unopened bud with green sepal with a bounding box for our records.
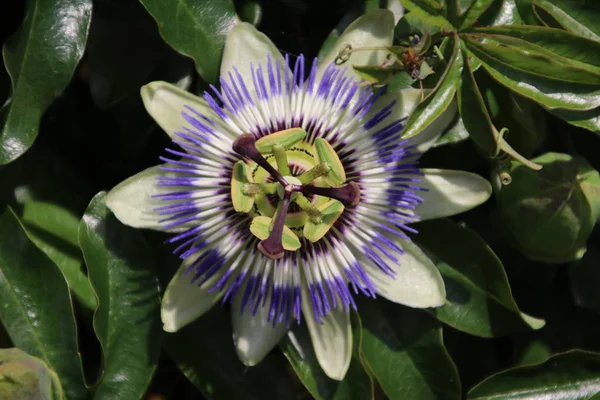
[496,152,600,263]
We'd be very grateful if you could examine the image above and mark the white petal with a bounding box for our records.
[301,288,352,380]
[318,9,395,79]
[364,239,446,308]
[141,81,215,140]
[106,165,185,232]
[221,22,286,83]
[231,291,287,366]
[387,0,405,24]
[417,169,492,221]
[161,259,223,333]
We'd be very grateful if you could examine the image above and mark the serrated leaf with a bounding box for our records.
[469,350,600,399]
[0,0,91,164]
[359,299,461,400]
[0,208,86,399]
[415,219,545,337]
[78,192,162,400]
[138,0,238,83]
[402,36,461,139]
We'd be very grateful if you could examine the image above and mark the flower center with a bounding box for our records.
[231,130,360,259]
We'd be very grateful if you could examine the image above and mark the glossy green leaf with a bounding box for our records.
[281,313,373,400]
[433,115,470,147]
[457,46,541,169]
[472,26,600,72]
[549,107,600,135]
[400,0,454,30]
[78,192,162,400]
[532,0,600,42]
[459,0,497,31]
[477,71,546,157]
[0,348,63,400]
[469,350,600,399]
[164,306,296,400]
[20,201,97,311]
[462,36,600,110]
[402,36,461,139]
[480,0,524,26]
[415,219,545,337]
[139,0,238,83]
[0,0,92,164]
[0,208,86,399]
[6,148,97,310]
[359,299,461,400]
[462,35,600,85]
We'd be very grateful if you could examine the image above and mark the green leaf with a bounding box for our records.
[164,306,296,400]
[402,36,461,139]
[359,299,461,400]
[400,0,455,30]
[471,26,600,72]
[457,46,541,169]
[496,152,600,263]
[78,192,162,400]
[20,201,97,311]
[461,35,600,111]
[532,0,600,42]
[469,350,600,399]
[415,219,545,337]
[0,348,64,400]
[433,114,470,147]
[459,0,497,31]
[281,313,373,400]
[139,0,238,83]
[0,0,92,164]
[461,35,600,85]
[0,208,86,399]
[5,148,97,310]
[548,107,600,135]
[480,0,524,26]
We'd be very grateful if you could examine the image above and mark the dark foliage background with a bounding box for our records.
[1,0,600,399]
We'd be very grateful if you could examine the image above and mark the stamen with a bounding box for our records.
[299,182,361,206]
[294,194,322,223]
[273,144,291,176]
[258,190,293,259]
[242,182,278,195]
[232,134,287,186]
[297,162,331,185]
